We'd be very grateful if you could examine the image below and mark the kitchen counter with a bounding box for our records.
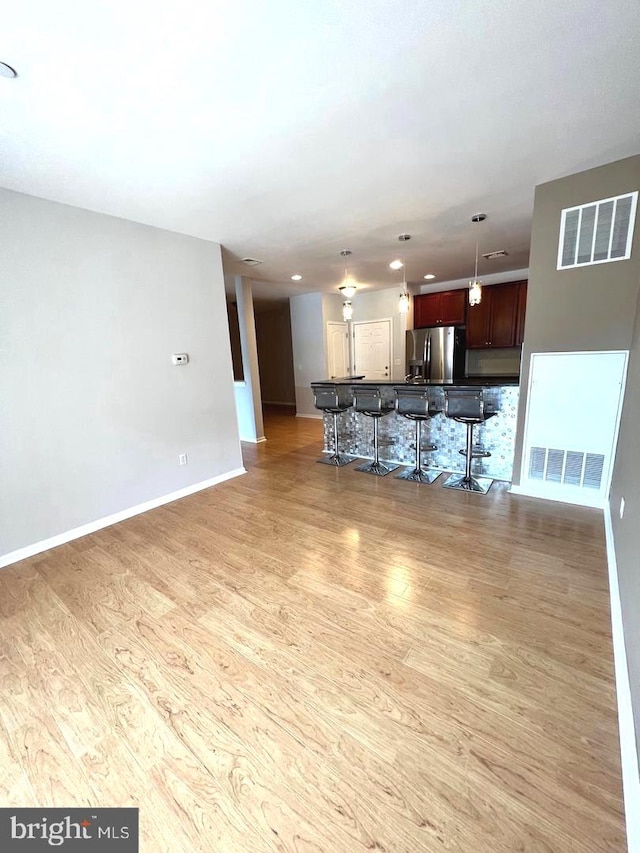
[313,378,520,482]
[313,376,519,387]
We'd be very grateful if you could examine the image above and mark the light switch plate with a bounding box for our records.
[172,353,189,365]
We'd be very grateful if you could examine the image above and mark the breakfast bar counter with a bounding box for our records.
[313,378,520,482]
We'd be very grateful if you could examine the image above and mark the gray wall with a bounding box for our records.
[0,189,243,558]
[226,301,244,381]
[350,287,408,381]
[290,292,326,416]
[509,154,640,755]
[609,293,640,752]
[512,155,640,483]
[255,304,295,405]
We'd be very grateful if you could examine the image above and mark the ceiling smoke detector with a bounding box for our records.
[398,234,411,242]
[482,250,509,260]
[241,257,264,266]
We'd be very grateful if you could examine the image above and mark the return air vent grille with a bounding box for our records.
[528,447,605,490]
[241,257,264,266]
[482,250,509,260]
[557,192,638,269]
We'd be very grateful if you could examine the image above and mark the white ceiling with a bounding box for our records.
[3,0,639,299]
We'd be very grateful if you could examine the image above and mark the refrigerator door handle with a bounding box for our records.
[426,333,432,380]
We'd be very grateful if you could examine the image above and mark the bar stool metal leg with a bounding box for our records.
[318,410,355,466]
[355,416,400,476]
[396,419,441,484]
[442,422,493,493]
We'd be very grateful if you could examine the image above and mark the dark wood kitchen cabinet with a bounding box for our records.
[515,280,528,346]
[413,289,467,328]
[466,280,527,348]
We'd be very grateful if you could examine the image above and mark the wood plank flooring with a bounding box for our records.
[0,409,626,851]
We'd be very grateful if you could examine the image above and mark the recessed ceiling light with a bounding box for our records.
[0,62,17,79]
[291,274,303,281]
[389,259,404,270]
[423,274,436,280]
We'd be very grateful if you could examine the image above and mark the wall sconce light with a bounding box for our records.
[342,301,353,321]
[398,292,410,314]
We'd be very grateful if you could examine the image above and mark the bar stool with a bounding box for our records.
[393,386,441,484]
[311,383,355,466]
[442,387,496,493]
[352,385,400,477]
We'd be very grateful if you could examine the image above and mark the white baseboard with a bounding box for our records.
[604,504,640,852]
[0,467,247,570]
[295,413,323,420]
[509,483,604,509]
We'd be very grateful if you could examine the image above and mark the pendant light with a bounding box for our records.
[338,249,356,320]
[398,260,410,314]
[391,234,411,314]
[468,213,486,306]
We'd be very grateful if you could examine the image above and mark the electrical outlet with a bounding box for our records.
[178,453,188,466]
[620,497,625,519]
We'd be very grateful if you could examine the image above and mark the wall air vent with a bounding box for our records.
[241,257,264,266]
[482,250,509,260]
[557,191,638,270]
[528,447,605,490]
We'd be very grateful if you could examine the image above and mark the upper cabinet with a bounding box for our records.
[515,280,528,346]
[466,280,528,348]
[414,289,467,328]
[414,280,528,346]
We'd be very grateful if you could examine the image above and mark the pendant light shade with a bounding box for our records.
[468,280,482,306]
[468,214,486,306]
[339,284,357,299]
[398,256,410,314]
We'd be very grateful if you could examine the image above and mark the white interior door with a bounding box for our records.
[326,322,349,379]
[353,319,392,380]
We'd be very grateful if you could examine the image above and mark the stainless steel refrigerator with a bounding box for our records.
[405,327,465,383]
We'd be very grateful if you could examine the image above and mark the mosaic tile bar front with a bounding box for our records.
[322,385,520,482]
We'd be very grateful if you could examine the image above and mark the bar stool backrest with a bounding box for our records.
[311,384,352,412]
[353,386,387,415]
[444,388,484,421]
[394,388,431,418]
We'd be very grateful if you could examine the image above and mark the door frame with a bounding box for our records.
[351,318,393,380]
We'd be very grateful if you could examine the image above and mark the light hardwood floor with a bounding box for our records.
[0,409,626,851]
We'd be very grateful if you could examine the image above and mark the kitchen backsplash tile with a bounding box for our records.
[322,385,520,482]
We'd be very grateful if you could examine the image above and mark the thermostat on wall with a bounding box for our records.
[171,353,189,365]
